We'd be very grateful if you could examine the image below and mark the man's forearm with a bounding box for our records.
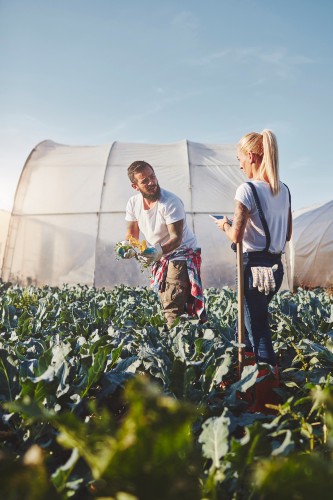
[125,229,139,240]
[125,221,139,240]
[162,219,184,254]
[160,235,182,254]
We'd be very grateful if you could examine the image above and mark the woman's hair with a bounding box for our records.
[238,129,280,195]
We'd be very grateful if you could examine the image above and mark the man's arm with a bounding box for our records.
[125,221,140,240]
[161,219,184,254]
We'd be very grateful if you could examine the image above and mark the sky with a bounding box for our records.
[1,0,332,212]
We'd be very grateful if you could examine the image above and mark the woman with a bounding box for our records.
[215,129,292,412]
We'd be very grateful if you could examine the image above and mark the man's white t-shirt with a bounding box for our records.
[125,188,197,255]
[235,180,290,254]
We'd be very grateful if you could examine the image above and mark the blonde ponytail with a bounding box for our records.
[260,129,280,195]
[238,129,280,195]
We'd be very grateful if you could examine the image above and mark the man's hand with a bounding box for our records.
[139,243,163,265]
[251,264,278,295]
[116,241,136,259]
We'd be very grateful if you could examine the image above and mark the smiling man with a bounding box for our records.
[123,160,207,329]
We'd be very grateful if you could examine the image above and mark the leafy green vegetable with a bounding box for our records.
[0,282,332,499]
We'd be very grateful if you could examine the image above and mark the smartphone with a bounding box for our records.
[209,214,224,220]
[209,214,232,224]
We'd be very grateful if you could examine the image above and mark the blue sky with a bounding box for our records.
[1,0,332,211]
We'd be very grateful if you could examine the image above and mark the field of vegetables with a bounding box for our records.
[0,282,333,500]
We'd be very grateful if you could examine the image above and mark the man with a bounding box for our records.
[122,160,207,329]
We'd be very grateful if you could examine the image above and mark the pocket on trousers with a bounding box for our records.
[247,274,255,290]
[166,261,189,286]
[244,267,255,291]
[164,282,187,306]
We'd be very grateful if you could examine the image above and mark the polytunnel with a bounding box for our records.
[0,139,290,289]
[290,199,333,289]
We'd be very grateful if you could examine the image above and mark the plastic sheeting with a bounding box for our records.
[0,210,10,271]
[291,200,333,288]
[1,139,293,289]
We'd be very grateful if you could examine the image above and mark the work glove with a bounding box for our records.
[139,243,163,265]
[116,241,136,259]
[251,264,278,295]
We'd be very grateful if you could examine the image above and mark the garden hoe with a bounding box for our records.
[237,241,245,378]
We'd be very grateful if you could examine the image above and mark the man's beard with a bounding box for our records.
[141,184,161,201]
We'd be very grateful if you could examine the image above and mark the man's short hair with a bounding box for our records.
[127,161,154,183]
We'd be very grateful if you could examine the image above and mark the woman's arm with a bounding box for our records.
[286,207,293,241]
[216,201,249,243]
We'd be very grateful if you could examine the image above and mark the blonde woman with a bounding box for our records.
[215,130,292,412]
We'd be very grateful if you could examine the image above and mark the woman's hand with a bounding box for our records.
[214,202,249,244]
[215,216,231,232]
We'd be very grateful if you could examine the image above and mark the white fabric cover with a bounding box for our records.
[291,200,333,288]
[1,139,294,289]
[0,210,10,271]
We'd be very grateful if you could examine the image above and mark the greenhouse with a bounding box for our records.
[1,139,249,289]
[290,199,333,289]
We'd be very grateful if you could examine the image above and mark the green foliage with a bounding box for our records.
[6,377,201,500]
[0,283,332,499]
[0,445,59,500]
[253,453,333,499]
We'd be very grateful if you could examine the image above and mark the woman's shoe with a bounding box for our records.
[248,365,279,414]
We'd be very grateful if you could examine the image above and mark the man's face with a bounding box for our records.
[132,166,161,201]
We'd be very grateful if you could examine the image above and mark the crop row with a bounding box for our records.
[0,283,332,499]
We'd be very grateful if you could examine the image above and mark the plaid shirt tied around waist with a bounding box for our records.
[150,247,206,320]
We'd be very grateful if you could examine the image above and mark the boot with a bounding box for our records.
[249,365,279,414]
[242,352,256,403]
[244,351,255,366]
[219,351,256,394]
